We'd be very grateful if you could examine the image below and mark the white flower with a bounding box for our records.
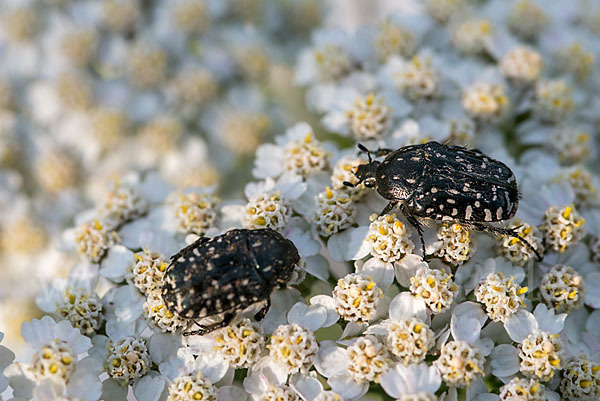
[36,277,104,335]
[296,28,355,86]
[494,304,567,382]
[268,323,318,374]
[499,46,543,86]
[253,122,333,180]
[539,264,584,313]
[333,273,382,323]
[506,0,548,40]
[541,204,586,253]
[533,79,575,123]
[74,218,119,263]
[452,19,494,55]
[167,371,217,401]
[410,262,458,314]
[433,222,476,266]
[559,356,600,401]
[313,186,356,236]
[435,302,491,387]
[499,377,547,401]
[7,317,102,401]
[174,190,220,236]
[474,271,527,323]
[462,82,510,122]
[367,213,414,263]
[380,363,441,401]
[0,332,14,393]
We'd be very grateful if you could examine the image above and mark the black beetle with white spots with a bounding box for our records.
[161,228,300,335]
[344,141,542,260]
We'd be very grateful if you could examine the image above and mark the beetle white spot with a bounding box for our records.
[447,198,456,204]
[227,293,235,300]
[465,205,473,219]
[405,178,416,184]
[411,156,421,161]
[496,207,503,220]
[449,189,459,195]
[188,256,195,262]
[193,248,201,256]
[484,209,492,221]
[431,187,438,193]
[439,204,444,210]
[426,208,434,214]
[241,279,250,285]
[452,208,458,216]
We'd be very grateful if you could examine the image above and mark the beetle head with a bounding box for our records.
[344,161,379,189]
[343,143,380,189]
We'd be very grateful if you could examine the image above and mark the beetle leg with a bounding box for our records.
[183,312,236,336]
[467,222,543,261]
[254,297,271,321]
[399,204,427,257]
[380,201,398,216]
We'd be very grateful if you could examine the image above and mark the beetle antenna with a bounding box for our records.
[357,143,373,163]
[343,181,356,188]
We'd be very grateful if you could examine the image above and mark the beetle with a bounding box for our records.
[161,228,300,335]
[344,142,542,260]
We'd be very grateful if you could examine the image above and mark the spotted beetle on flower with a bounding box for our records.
[161,228,301,335]
[344,141,542,260]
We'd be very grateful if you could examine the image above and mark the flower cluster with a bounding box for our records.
[1,1,599,401]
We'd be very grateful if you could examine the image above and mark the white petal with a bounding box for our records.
[327,226,370,262]
[194,351,229,383]
[328,375,369,400]
[286,225,320,258]
[21,316,56,350]
[101,378,127,401]
[466,377,490,401]
[584,272,600,308]
[380,367,404,398]
[218,386,248,401]
[309,295,340,327]
[505,310,538,343]
[304,255,330,282]
[54,320,92,355]
[357,258,395,292]
[314,341,349,378]
[148,333,182,365]
[67,368,102,401]
[133,374,168,401]
[99,245,133,282]
[451,316,480,345]
[253,144,284,179]
[5,362,36,400]
[287,302,327,332]
[260,288,304,335]
[394,254,426,287]
[389,292,427,322]
[470,393,500,401]
[586,311,600,342]
[292,376,323,401]
[452,302,487,328]
[489,345,520,377]
[340,322,367,340]
[533,304,566,334]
